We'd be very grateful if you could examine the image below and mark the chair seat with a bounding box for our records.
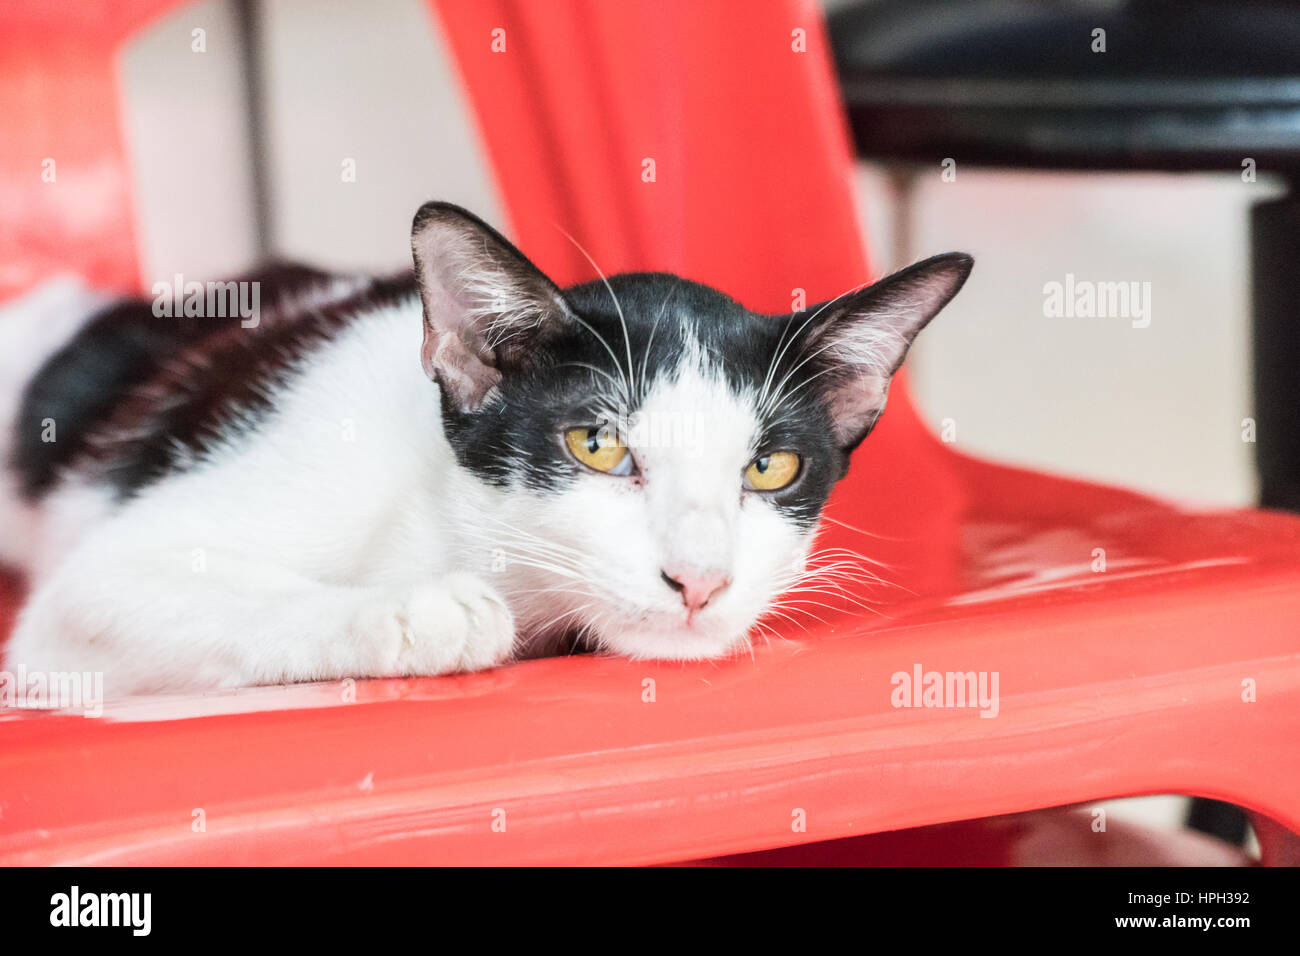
[3,451,1298,865]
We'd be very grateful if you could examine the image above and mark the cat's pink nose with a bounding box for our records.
[660,567,731,611]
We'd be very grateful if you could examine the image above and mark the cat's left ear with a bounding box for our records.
[799,253,973,450]
[410,201,576,412]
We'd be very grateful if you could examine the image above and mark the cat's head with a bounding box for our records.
[411,202,971,660]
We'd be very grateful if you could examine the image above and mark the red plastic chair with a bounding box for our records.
[1,0,1299,866]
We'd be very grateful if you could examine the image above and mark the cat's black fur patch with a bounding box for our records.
[12,265,412,501]
[14,297,229,499]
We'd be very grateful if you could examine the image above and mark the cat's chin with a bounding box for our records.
[596,619,751,662]
[514,608,754,662]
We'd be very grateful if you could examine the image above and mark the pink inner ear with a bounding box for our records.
[413,220,508,411]
[828,377,890,447]
[421,325,502,412]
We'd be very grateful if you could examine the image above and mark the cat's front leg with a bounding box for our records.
[355,573,517,677]
[6,546,517,694]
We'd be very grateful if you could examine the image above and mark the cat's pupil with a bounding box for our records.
[755,456,770,473]
[585,429,601,454]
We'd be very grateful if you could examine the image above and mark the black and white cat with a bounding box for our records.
[0,203,971,694]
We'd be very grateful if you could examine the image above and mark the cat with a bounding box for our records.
[0,202,971,695]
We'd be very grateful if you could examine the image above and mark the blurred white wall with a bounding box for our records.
[858,165,1282,508]
[120,0,502,280]
[256,0,503,272]
[119,0,259,279]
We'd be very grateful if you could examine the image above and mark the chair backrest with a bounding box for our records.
[0,1,184,300]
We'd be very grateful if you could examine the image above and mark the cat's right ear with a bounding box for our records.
[798,252,973,450]
[410,202,576,412]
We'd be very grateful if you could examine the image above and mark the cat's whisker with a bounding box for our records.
[551,223,637,402]
[528,602,596,641]
[784,570,876,591]
[558,361,625,395]
[468,513,590,558]
[768,317,917,417]
[785,570,906,604]
[749,619,782,651]
[474,527,587,561]
[503,584,592,599]
[762,357,842,418]
[769,591,885,623]
[806,538,905,569]
[757,277,875,416]
[455,526,593,580]
[494,559,588,581]
[791,581,888,607]
[795,560,898,590]
[485,542,586,567]
[777,589,882,616]
[758,606,815,632]
[767,542,908,620]
[639,284,679,400]
[758,336,853,421]
[457,528,590,568]
[818,515,909,546]
[759,308,913,424]
[565,312,634,408]
[798,559,885,581]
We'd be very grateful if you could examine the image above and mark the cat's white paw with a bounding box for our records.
[355,573,516,676]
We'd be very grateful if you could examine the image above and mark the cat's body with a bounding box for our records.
[0,203,971,696]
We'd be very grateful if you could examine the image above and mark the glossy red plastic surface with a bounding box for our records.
[0,1,179,301]
[1,0,1298,865]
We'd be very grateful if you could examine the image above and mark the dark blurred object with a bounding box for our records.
[1253,195,1300,513]
[830,0,1300,850]
[829,0,1300,170]
[1186,797,1250,846]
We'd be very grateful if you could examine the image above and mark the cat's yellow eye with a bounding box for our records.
[564,426,633,475]
[744,451,801,491]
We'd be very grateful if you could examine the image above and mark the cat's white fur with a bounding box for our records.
[1,283,808,695]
